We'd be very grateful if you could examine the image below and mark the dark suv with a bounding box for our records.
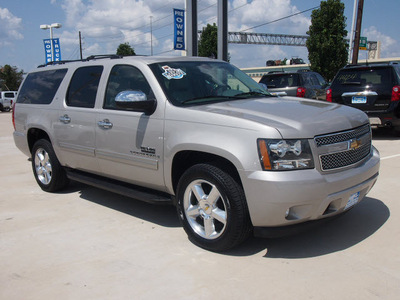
[259,70,328,100]
[327,62,400,135]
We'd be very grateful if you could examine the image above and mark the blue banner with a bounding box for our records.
[43,38,62,63]
[173,8,185,50]
[52,38,62,61]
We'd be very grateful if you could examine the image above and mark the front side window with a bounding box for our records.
[104,65,153,110]
[150,61,271,106]
[66,66,103,108]
[17,69,67,104]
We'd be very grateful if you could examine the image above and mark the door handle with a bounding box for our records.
[98,119,113,129]
[59,114,71,124]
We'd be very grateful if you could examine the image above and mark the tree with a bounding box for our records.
[306,0,348,81]
[116,43,136,56]
[198,23,217,58]
[0,65,24,91]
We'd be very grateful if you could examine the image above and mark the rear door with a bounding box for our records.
[53,65,103,172]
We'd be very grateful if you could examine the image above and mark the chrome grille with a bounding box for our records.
[315,124,372,171]
[315,123,371,147]
[320,142,371,170]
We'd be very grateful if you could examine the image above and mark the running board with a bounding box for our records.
[66,169,173,205]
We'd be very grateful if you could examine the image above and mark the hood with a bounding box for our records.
[189,96,369,138]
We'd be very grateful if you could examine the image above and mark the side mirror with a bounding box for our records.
[258,82,268,92]
[115,90,156,115]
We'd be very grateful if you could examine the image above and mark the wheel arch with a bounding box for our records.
[27,128,51,154]
[170,150,243,198]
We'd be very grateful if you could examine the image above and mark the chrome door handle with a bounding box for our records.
[98,119,113,129]
[59,114,71,124]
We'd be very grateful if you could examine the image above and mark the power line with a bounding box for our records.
[240,6,319,32]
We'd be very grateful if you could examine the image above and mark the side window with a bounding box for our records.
[315,73,327,87]
[104,65,153,110]
[309,74,320,86]
[17,69,68,104]
[66,66,103,108]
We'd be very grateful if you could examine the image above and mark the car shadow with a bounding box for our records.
[372,127,399,140]
[61,182,389,257]
[226,197,389,258]
[62,181,180,228]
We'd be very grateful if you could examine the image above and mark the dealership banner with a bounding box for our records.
[43,38,62,63]
[173,8,185,50]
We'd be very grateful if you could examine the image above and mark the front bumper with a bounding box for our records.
[241,146,380,228]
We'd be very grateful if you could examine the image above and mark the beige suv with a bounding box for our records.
[13,55,380,251]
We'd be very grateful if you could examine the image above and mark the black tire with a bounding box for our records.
[394,127,400,137]
[31,139,69,192]
[176,164,251,252]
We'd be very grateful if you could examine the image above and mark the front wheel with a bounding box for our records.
[31,139,69,192]
[176,164,251,252]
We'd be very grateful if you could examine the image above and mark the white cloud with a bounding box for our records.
[362,26,400,58]
[0,7,23,47]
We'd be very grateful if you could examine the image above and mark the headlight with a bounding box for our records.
[257,139,314,171]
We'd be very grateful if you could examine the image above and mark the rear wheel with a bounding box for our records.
[176,164,251,252]
[31,139,69,192]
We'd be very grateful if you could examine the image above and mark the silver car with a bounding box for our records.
[12,56,380,251]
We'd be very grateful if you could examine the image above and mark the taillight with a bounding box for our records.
[12,103,16,130]
[296,87,306,97]
[326,88,332,102]
[392,85,400,101]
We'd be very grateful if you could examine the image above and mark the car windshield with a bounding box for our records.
[149,61,271,106]
[260,73,300,88]
[333,67,392,88]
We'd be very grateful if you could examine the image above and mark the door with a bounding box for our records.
[53,65,103,172]
[95,64,165,191]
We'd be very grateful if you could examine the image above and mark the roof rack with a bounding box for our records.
[37,54,126,68]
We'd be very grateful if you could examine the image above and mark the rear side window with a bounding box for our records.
[66,66,103,108]
[260,74,300,88]
[16,69,67,104]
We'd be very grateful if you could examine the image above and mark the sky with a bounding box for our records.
[1,0,399,73]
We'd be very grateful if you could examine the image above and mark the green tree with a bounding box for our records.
[0,65,24,91]
[116,42,136,56]
[306,0,348,81]
[198,23,217,58]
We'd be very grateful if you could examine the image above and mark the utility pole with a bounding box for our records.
[186,0,198,56]
[351,0,364,64]
[79,31,83,60]
[217,0,228,61]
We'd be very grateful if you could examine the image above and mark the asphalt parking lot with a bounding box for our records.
[1,111,399,299]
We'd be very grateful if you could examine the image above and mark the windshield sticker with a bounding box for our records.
[161,66,186,80]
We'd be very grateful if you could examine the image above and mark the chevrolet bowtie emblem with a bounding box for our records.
[349,138,362,150]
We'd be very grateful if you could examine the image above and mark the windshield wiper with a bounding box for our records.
[342,81,361,85]
[180,95,236,104]
[233,91,270,98]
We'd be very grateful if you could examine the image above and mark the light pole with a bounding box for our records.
[40,23,62,62]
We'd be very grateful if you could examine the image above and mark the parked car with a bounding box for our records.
[259,70,328,100]
[0,91,17,112]
[327,62,400,135]
[12,55,379,251]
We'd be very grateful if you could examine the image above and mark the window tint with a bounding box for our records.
[4,92,15,98]
[104,65,152,110]
[333,67,392,88]
[66,66,103,108]
[260,74,300,88]
[16,69,67,104]
[315,73,327,86]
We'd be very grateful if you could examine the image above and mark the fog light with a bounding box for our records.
[285,209,290,219]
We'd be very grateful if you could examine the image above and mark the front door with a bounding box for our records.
[95,64,165,191]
